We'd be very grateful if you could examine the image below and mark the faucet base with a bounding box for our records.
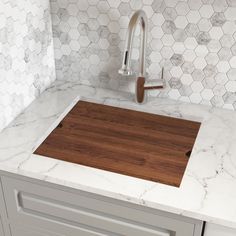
[135,68,164,104]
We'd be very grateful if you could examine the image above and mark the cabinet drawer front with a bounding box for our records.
[2,176,195,236]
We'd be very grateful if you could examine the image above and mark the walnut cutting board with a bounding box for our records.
[34,101,201,187]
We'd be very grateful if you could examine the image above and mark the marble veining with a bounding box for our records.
[0,80,236,229]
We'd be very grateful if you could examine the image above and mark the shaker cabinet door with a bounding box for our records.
[204,223,236,236]
[10,225,64,236]
[0,177,11,236]
[0,217,4,236]
[2,176,203,236]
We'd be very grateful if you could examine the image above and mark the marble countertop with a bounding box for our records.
[0,80,236,229]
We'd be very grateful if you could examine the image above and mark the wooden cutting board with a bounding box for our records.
[34,101,201,187]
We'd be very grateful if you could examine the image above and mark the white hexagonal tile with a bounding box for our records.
[151,26,164,39]
[160,46,173,59]
[69,40,80,51]
[150,51,162,63]
[175,16,188,29]
[164,0,178,8]
[170,66,183,77]
[69,29,80,39]
[227,69,236,80]
[150,39,163,51]
[98,14,109,26]
[176,2,190,16]
[181,74,193,85]
[194,57,207,70]
[205,53,219,66]
[199,5,214,18]
[191,81,204,92]
[217,61,230,73]
[77,0,89,11]
[195,45,208,57]
[161,34,175,46]
[209,27,223,40]
[79,36,90,47]
[143,5,154,18]
[119,16,130,29]
[230,56,236,68]
[108,9,120,21]
[108,21,120,33]
[225,81,236,92]
[67,4,78,16]
[58,0,68,8]
[198,19,212,32]
[61,44,71,55]
[151,13,165,26]
[190,93,202,103]
[172,42,185,54]
[168,89,181,99]
[87,6,99,18]
[187,10,201,24]
[222,21,236,35]
[225,7,236,21]
[201,89,214,100]
[184,37,198,50]
[183,50,196,61]
[97,1,110,13]
[68,16,79,28]
[98,38,109,50]
[188,0,202,10]
[89,54,100,65]
[208,40,222,53]
[107,0,120,8]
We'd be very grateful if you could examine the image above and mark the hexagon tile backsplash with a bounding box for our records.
[51,0,236,110]
[0,0,56,132]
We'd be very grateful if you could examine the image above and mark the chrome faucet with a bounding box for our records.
[119,10,164,103]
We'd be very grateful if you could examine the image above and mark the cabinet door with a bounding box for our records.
[0,217,4,236]
[11,225,63,236]
[2,176,202,236]
[0,178,11,236]
[204,223,236,236]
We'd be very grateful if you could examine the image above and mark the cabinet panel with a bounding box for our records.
[204,223,236,236]
[11,225,64,236]
[0,217,4,236]
[0,178,10,236]
[2,176,202,236]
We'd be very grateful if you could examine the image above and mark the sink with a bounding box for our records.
[34,101,201,187]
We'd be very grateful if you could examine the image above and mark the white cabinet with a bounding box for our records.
[1,175,203,236]
[204,223,236,236]
[2,173,236,236]
[11,225,64,236]
[0,178,10,236]
[0,217,4,236]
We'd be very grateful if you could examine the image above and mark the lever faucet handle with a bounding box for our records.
[136,67,165,104]
[144,67,165,90]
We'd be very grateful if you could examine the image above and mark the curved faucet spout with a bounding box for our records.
[119,10,164,103]
[118,10,148,77]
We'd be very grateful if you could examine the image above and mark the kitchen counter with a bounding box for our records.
[0,80,236,229]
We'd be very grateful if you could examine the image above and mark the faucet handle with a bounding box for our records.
[136,67,165,103]
[144,67,164,88]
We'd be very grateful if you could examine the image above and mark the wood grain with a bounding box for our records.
[34,101,201,187]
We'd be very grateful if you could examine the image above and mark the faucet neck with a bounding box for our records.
[120,10,148,77]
